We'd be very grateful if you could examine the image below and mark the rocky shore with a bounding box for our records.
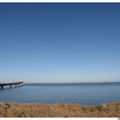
[0,102,120,117]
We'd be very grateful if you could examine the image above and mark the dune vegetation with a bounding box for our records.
[0,102,120,117]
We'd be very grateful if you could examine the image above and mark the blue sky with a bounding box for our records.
[0,3,120,83]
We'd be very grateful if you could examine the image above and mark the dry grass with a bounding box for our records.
[0,102,120,117]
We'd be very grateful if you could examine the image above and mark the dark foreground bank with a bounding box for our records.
[0,102,120,117]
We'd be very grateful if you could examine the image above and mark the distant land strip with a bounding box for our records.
[25,81,120,85]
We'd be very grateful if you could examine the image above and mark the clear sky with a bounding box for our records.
[0,3,120,83]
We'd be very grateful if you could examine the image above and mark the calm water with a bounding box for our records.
[0,83,120,105]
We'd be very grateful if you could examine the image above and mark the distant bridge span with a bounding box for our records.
[0,81,24,90]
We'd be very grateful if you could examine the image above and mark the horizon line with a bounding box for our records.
[25,81,120,84]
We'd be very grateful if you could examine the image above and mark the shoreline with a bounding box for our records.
[0,102,120,117]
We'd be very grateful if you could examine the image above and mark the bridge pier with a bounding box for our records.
[0,81,23,90]
[10,85,12,89]
[0,86,4,90]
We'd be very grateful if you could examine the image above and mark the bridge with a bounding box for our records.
[0,81,24,90]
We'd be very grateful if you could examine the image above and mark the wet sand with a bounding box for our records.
[0,102,120,117]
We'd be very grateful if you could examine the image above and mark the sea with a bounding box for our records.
[0,82,120,105]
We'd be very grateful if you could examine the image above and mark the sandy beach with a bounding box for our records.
[0,102,120,117]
